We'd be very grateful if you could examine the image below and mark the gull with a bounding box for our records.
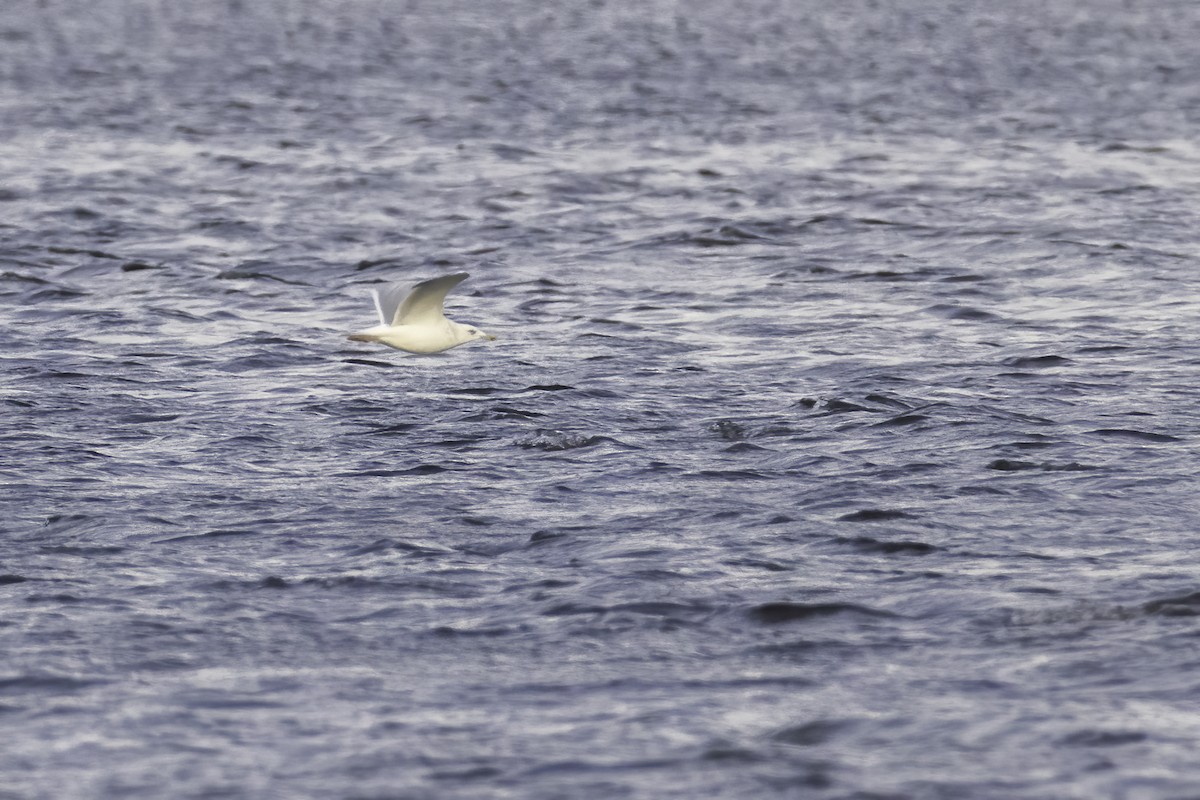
[347,272,495,354]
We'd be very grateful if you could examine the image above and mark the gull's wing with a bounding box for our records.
[392,272,470,325]
[372,281,414,326]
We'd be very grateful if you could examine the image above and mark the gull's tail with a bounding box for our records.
[347,332,381,342]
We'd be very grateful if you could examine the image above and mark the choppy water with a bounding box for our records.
[3,1,1200,798]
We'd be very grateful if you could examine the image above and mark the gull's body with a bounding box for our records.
[347,272,494,354]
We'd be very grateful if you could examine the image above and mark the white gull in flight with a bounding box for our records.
[347,272,495,354]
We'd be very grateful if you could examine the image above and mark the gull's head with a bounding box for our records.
[464,326,497,343]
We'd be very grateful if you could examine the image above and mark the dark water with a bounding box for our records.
[3,1,1200,797]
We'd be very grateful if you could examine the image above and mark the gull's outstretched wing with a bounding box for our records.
[392,272,470,325]
[371,281,414,326]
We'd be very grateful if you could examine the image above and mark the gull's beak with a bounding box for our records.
[486,334,497,341]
